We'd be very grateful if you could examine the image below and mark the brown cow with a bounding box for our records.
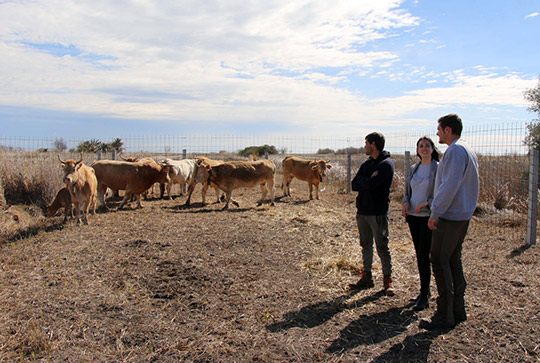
[58,155,98,225]
[46,187,73,223]
[185,156,223,206]
[204,159,275,210]
[91,159,170,210]
[282,156,332,200]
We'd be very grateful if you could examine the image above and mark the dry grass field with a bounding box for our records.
[0,171,539,361]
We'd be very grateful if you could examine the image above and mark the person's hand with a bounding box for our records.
[415,202,429,214]
[428,217,438,230]
[402,202,410,217]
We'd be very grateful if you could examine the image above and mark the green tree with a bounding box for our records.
[76,139,102,153]
[109,138,124,153]
[524,77,540,149]
[238,144,278,157]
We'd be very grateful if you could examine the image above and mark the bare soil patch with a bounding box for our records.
[1,184,539,362]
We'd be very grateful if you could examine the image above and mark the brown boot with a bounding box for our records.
[348,270,374,290]
[383,275,395,296]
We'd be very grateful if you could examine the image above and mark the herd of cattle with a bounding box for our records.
[47,155,332,225]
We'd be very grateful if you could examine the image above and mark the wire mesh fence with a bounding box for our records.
[0,121,534,243]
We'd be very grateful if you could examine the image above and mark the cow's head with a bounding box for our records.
[58,154,83,186]
[195,161,212,184]
[311,160,332,182]
[158,164,171,184]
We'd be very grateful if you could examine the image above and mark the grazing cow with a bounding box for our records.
[91,159,170,210]
[204,159,276,210]
[46,187,73,223]
[185,157,223,206]
[58,155,98,225]
[282,156,332,200]
[160,158,196,199]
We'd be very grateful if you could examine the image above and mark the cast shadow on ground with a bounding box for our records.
[370,329,446,362]
[507,244,533,258]
[325,303,418,354]
[266,290,381,333]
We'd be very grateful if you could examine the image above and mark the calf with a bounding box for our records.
[46,187,73,223]
[282,156,332,200]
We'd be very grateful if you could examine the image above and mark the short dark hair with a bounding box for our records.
[365,132,385,152]
[438,113,463,136]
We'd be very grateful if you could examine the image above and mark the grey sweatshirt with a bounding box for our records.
[430,138,479,221]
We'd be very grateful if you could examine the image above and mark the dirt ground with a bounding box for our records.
[0,181,539,362]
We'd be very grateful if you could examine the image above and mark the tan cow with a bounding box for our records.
[91,159,170,210]
[204,159,275,210]
[282,156,332,200]
[185,156,223,206]
[58,155,98,225]
[46,186,73,223]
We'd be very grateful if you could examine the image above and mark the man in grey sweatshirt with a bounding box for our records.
[419,114,479,331]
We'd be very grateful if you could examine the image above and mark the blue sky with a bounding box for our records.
[0,0,538,140]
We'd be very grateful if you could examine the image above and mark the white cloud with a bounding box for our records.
[0,0,536,138]
[525,12,539,19]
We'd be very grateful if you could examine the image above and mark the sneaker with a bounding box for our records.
[383,275,395,297]
[348,270,374,290]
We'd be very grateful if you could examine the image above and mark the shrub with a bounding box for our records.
[238,145,278,157]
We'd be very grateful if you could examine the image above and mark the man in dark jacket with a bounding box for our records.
[349,132,395,296]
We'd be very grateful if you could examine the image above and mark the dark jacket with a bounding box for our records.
[352,151,394,215]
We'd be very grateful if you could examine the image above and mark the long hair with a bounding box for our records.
[416,136,441,162]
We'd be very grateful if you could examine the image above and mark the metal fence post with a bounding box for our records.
[346,151,351,194]
[404,150,411,183]
[112,150,116,160]
[527,148,538,246]
[182,149,187,194]
[97,150,102,161]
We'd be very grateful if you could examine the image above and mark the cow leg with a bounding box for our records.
[314,183,319,200]
[308,182,314,200]
[282,175,292,197]
[82,200,90,225]
[118,193,131,210]
[268,178,275,206]
[222,191,233,210]
[73,201,81,225]
[185,181,197,206]
[63,206,69,223]
[165,182,172,200]
[97,184,109,211]
[257,184,268,206]
[213,186,221,204]
[90,195,96,215]
[135,194,143,208]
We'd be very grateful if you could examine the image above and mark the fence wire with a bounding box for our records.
[0,122,533,243]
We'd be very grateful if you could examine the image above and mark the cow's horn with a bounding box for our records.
[57,154,66,164]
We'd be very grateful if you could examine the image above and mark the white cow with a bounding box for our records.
[161,158,197,199]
